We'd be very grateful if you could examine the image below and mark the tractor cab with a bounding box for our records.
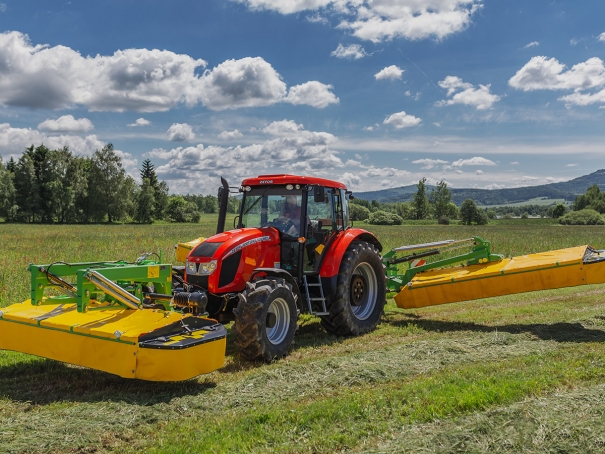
[237,175,352,281]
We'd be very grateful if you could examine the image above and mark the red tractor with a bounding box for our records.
[181,174,386,361]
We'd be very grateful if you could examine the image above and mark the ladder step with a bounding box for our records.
[309,298,326,301]
[313,312,329,316]
[306,283,322,286]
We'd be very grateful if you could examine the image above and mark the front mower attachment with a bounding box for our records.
[0,260,226,381]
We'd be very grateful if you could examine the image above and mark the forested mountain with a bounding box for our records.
[354,170,605,206]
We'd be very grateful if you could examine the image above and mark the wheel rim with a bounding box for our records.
[350,262,377,320]
[266,297,291,345]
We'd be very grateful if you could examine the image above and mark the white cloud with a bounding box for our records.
[433,122,441,127]
[285,81,339,108]
[476,169,483,175]
[38,115,94,133]
[599,33,605,42]
[0,122,136,169]
[523,41,539,49]
[128,118,151,127]
[510,161,519,165]
[330,43,367,59]
[240,1,483,43]
[374,65,404,80]
[559,88,605,106]
[306,13,328,24]
[167,123,195,142]
[218,129,243,140]
[0,3,6,12]
[383,111,422,129]
[437,76,500,110]
[509,56,605,92]
[412,158,448,169]
[197,57,287,110]
[0,32,335,112]
[566,163,578,167]
[452,156,496,167]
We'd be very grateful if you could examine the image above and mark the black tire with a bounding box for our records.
[232,278,299,362]
[320,241,386,336]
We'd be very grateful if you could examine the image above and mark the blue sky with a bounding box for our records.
[1,0,604,194]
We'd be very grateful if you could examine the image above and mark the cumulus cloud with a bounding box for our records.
[599,33,605,42]
[0,32,336,112]
[306,13,328,24]
[383,111,422,129]
[452,156,496,167]
[143,119,410,194]
[436,76,500,110]
[218,129,243,140]
[509,56,605,106]
[285,81,339,108]
[509,56,605,91]
[0,122,136,169]
[523,41,539,49]
[374,65,404,80]
[0,3,6,12]
[412,158,447,169]
[167,123,195,142]
[128,118,151,127]
[239,0,483,42]
[197,57,287,110]
[476,169,483,175]
[38,115,94,133]
[330,43,367,59]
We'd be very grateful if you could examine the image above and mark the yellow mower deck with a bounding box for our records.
[395,245,605,309]
[0,301,226,381]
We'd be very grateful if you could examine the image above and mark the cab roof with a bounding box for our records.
[241,174,347,190]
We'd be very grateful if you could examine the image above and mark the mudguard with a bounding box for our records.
[318,228,382,280]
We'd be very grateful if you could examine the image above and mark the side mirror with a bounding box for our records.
[217,187,224,199]
[313,186,325,203]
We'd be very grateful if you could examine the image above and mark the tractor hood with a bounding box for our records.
[185,228,281,293]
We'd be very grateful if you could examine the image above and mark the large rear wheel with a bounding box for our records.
[320,241,386,336]
[233,278,299,361]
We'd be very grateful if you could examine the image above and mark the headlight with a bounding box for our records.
[198,260,218,275]
[186,261,197,275]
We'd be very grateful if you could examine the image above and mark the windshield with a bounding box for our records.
[241,188,303,237]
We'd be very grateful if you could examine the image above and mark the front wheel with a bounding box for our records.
[320,241,386,336]
[233,278,299,361]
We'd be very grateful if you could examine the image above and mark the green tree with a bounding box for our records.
[552,204,567,218]
[429,180,452,219]
[350,203,370,221]
[135,178,155,224]
[460,199,478,225]
[412,178,430,220]
[0,158,17,221]
[167,196,200,222]
[14,153,40,222]
[88,144,133,223]
[139,159,168,219]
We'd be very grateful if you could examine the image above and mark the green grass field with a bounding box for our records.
[2,216,605,453]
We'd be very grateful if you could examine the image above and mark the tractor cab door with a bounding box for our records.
[303,186,350,273]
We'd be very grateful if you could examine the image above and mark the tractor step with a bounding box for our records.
[302,274,328,316]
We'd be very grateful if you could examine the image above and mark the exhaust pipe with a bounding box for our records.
[216,177,229,234]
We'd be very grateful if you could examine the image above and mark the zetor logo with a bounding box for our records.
[259,180,273,184]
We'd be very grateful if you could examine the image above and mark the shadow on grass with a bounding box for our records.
[0,357,215,406]
[218,318,344,374]
[392,316,605,343]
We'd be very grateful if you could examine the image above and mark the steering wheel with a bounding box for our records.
[269,216,295,234]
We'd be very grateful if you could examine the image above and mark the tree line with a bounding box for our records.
[0,144,238,224]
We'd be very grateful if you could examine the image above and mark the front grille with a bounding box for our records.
[186,274,208,290]
[219,251,241,288]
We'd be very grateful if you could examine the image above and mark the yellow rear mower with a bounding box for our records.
[0,257,226,381]
[384,237,605,309]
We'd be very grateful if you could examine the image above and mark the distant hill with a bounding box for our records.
[354,169,605,206]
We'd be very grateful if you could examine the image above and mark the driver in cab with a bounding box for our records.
[278,195,301,236]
